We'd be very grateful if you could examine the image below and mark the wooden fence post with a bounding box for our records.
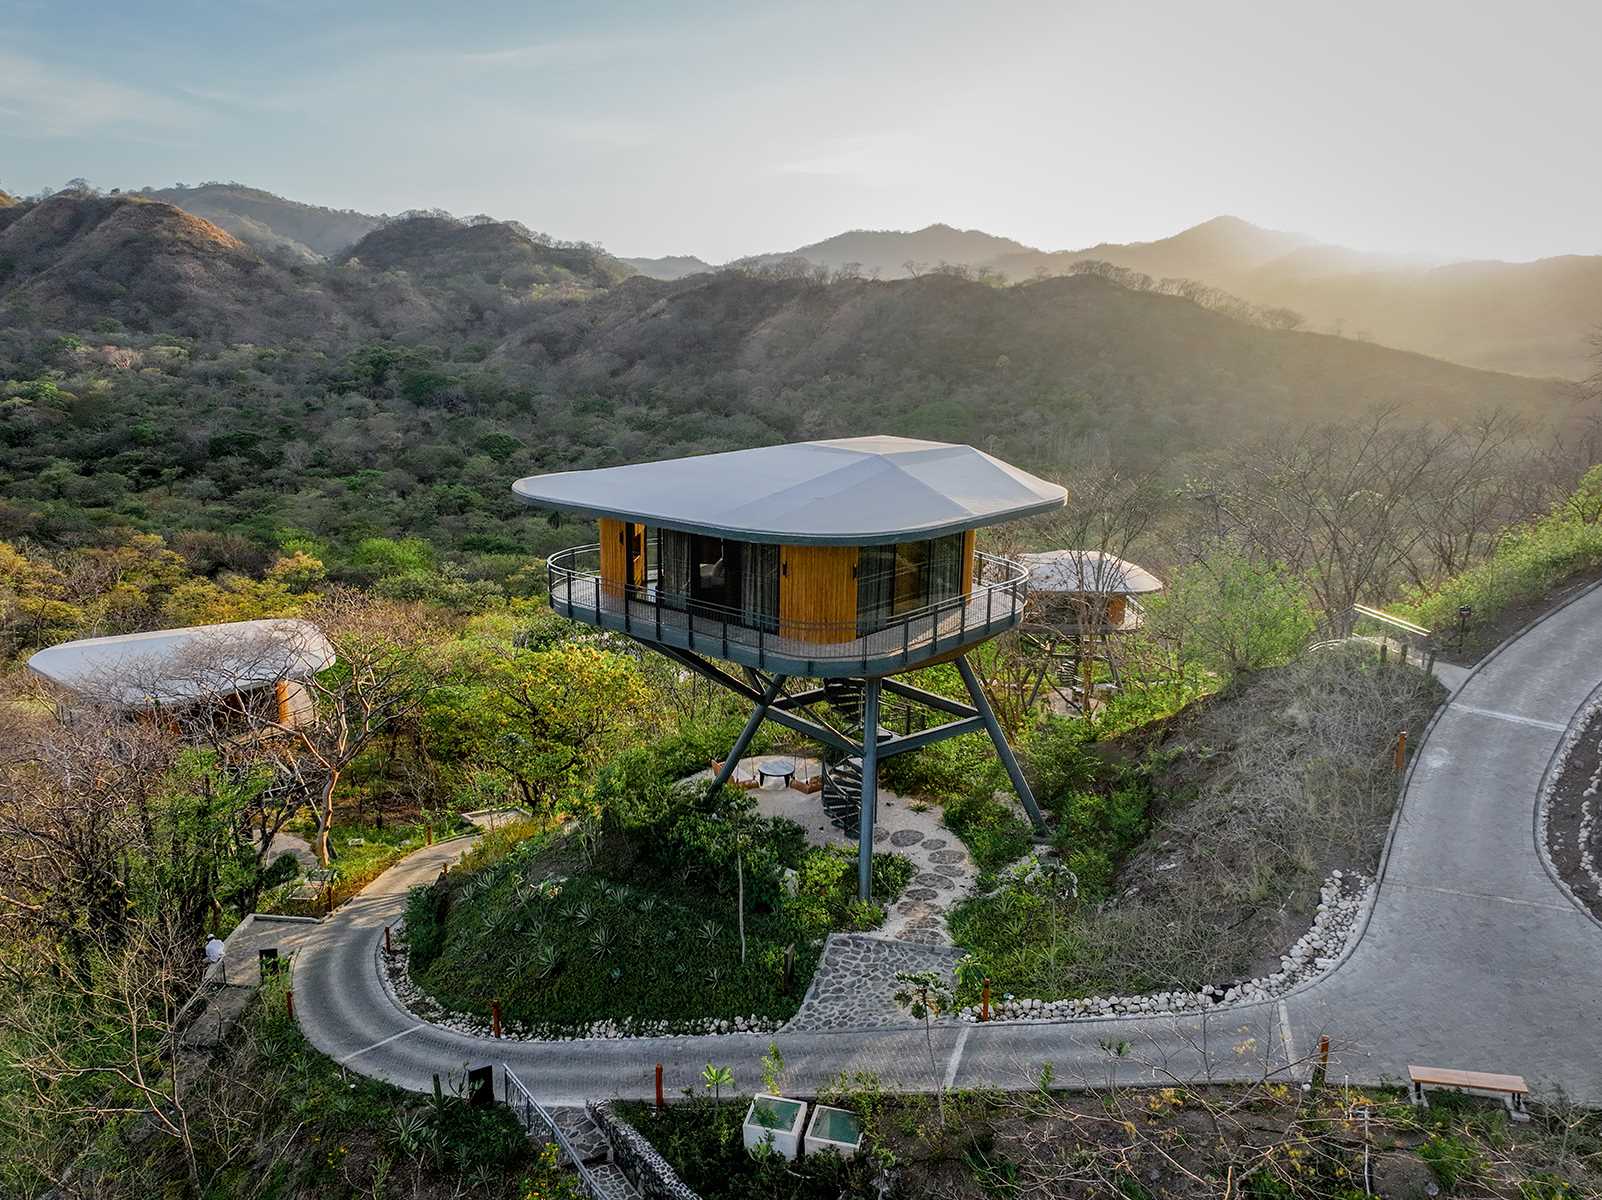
[492,998,502,1039]
[384,925,392,955]
[981,978,991,1022]
[655,1062,665,1110]
[285,988,294,1020]
[1394,730,1407,771]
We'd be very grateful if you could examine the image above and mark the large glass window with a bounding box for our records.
[857,533,968,634]
[656,530,777,632]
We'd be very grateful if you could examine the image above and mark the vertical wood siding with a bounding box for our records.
[779,544,860,642]
[960,529,976,596]
[598,518,644,605]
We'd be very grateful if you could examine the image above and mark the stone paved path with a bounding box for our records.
[291,586,1602,1106]
[785,935,964,1031]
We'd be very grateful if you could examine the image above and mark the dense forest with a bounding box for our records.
[4,183,1602,1199]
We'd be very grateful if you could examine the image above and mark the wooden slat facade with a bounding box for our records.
[960,529,976,596]
[597,517,645,604]
[779,544,860,642]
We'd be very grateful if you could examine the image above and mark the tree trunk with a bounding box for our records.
[316,771,340,867]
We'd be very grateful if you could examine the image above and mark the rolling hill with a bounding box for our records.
[732,223,1034,278]
[339,217,632,292]
[619,254,715,280]
[0,193,344,340]
[731,215,1601,380]
[0,197,1580,560]
[143,183,385,261]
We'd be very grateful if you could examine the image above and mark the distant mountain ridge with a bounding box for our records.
[143,183,385,262]
[731,222,1033,277]
[618,253,714,280]
[691,214,1601,379]
[133,181,1600,378]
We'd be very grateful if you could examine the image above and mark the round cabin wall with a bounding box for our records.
[593,523,979,648]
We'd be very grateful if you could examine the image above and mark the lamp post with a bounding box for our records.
[1456,604,1473,651]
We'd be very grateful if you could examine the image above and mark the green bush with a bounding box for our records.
[943,788,1033,878]
[1395,482,1602,641]
[406,782,914,1033]
[616,1096,877,1200]
[1420,1132,1482,1193]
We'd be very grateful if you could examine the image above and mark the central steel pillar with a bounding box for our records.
[856,677,882,901]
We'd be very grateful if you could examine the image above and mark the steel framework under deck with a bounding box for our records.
[649,643,1047,900]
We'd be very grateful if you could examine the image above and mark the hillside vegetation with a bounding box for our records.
[0,199,1575,569]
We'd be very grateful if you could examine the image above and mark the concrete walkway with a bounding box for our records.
[292,587,1602,1106]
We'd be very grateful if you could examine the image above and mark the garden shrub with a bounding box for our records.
[1395,478,1602,642]
[1420,1132,1482,1193]
[616,1096,876,1200]
[406,777,914,1032]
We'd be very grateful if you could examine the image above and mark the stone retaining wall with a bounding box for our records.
[586,1101,702,1200]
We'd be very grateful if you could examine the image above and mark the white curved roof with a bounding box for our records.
[27,618,335,708]
[511,436,1066,545]
[1018,550,1164,595]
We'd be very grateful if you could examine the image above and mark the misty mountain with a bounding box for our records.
[143,183,385,261]
[620,254,716,280]
[733,223,1035,278]
[0,193,1577,559]
[739,214,1601,380]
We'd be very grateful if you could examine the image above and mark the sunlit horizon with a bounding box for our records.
[3,0,1598,264]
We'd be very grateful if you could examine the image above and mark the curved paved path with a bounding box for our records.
[293,588,1602,1105]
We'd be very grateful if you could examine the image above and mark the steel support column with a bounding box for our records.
[711,674,788,791]
[857,677,882,900]
[955,655,1047,832]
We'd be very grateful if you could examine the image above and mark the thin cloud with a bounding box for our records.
[0,51,203,138]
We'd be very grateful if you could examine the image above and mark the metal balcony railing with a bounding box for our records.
[546,544,1029,676]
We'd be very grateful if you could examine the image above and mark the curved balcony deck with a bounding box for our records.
[546,545,1027,678]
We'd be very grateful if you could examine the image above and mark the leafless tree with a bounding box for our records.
[1198,407,1450,624]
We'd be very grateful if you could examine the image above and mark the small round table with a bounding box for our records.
[758,758,797,789]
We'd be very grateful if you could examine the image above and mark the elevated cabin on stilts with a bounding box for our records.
[1015,550,1164,714]
[513,436,1068,899]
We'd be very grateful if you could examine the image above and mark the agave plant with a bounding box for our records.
[392,1110,429,1157]
[636,895,659,917]
[529,941,559,979]
[569,900,595,927]
[588,924,619,959]
[697,919,723,946]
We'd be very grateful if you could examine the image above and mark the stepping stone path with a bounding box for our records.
[695,755,982,1027]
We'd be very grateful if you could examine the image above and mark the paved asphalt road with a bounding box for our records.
[291,587,1602,1106]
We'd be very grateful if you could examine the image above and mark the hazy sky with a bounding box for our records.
[2,0,1597,263]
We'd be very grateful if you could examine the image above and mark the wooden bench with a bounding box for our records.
[1409,1065,1530,1121]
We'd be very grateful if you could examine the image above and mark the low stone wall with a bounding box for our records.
[586,1101,701,1200]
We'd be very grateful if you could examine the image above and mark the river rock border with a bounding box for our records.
[379,923,784,1040]
[957,869,1374,1022]
[1538,693,1602,914]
